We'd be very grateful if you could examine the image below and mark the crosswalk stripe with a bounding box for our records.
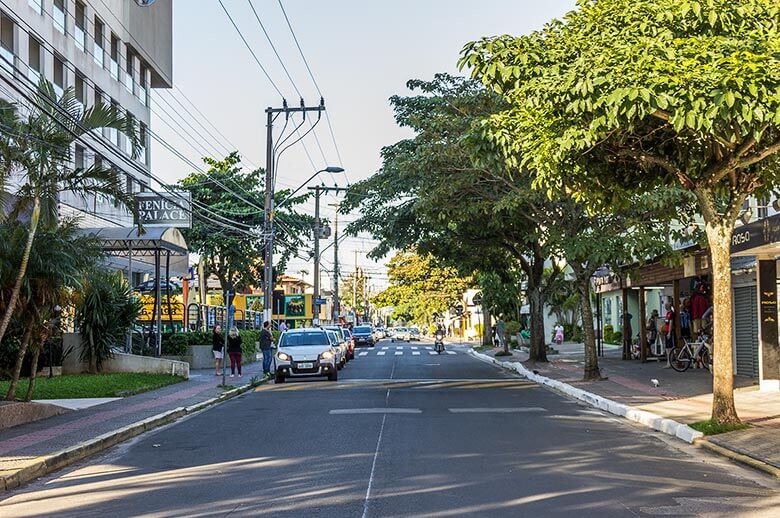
[425,346,432,350]
[377,351,386,356]
[446,351,456,355]
[395,351,403,355]
[429,351,437,355]
[411,346,418,350]
[359,352,368,356]
[382,347,388,350]
[412,351,420,355]
[396,346,403,350]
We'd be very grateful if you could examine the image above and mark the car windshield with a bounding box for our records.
[411,328,420,333]
[354,326,372,333]
[397,327,408,332]
[325,327,344,341]
[279,331,329,347]
[326,331,338,344]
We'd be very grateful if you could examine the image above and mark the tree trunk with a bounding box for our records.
[0,197,40,346]
[482,311,492,347]
[706,220,740,424]
[5,323,33,401]
[576,272,601,381]
[528,286,547,361]
[25,347,40,402]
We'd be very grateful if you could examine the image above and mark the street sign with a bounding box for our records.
[472,292,483,306]
[315,298,327,306]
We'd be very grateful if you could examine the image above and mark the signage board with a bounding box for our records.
[315,298,327,306]
[135,192,191,228]
[284,295,306,317]
[731,213,780,254]
[137,294,184,321]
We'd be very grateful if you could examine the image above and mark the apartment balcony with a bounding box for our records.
[0,46,13,74]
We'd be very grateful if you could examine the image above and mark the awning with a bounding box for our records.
[78,226,188,257]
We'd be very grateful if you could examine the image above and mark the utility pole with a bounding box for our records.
[354,250,359,324]
[312,185,322,325]
[332,208,339,323]
[263,99,325,327]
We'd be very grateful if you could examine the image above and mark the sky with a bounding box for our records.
[151,0,576,293]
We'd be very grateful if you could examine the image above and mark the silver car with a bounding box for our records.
[324,325,353,362]
[274,328,340,383]
[325,329,347,369]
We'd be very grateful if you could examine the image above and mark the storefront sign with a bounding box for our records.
[731,213,780,254]
[137,294,184,321]
[135,192,191,228]
[759,260,780,381]
[284,295,306,317]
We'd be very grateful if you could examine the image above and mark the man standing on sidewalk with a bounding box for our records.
[260,321,274,377]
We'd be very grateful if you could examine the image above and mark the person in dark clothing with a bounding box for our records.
[226,326,243,377]
[259,321,274,376]
[212,325,223,376]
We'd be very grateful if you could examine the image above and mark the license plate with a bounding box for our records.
[297,362,313,369]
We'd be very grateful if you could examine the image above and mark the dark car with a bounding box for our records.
[352,325,375,347]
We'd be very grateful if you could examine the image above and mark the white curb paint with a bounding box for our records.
[468,350,704,444]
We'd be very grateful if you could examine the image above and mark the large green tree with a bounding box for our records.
[0,80,138,347]
[342,74,562,360]
[372,251,471,327]
[179,153,312,296]
[461,0,780,422]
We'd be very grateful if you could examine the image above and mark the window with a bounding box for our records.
[75,70,86,106]
[124,47,134,92]
[75,145,85,170]
[93,16,104,68]
[138,61,148,105]
[123,111,134,155]
[0,13,14,74]
[758,196,769,220]
[53,0,66,33]
[109,99,120,145]
[109,33,119,79]
[28,36,41,83]
[125,173,133,194]
[28,0,42,15]
[138,123,147,164]
[53,54,65,96]
[74,2,85,50]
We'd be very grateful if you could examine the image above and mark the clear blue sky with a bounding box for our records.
[152,0,576,288]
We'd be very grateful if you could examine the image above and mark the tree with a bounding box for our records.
[461,0,780,422]
[0,80,138,347]
[340,268,370,321]
[372,251,471,327]
[342,74,561,360]
[2,220,100,400]
[179,153,312,296]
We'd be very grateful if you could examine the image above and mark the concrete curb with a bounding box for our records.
[469,350,704,444]
[0,378,267,492]
[696,438,780,479]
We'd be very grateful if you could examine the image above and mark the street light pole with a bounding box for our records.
[332,209,340,323]
[263,108,274,326]
[312,185,322,325]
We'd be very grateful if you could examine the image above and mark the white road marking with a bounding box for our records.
[382,347,389,350]
[331,408,422,415]
[395,351,403,356]
[362,390,391,518]
[396,346,403,350]
[425,346,432,350]
[377,351,386,356]
[448,407,547,413]
[411,346,418,350]
[446,350,457,355]
[429,351,437,355]
[359,352,368,357]
[412,351,420,356]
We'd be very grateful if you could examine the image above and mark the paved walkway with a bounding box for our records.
[481,342,780,471]
[0,362,265,473]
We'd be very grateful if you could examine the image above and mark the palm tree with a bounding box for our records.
[0,79,139,346]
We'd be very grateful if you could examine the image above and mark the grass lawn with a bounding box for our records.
[689,419,752,436]
[0,373,185,400]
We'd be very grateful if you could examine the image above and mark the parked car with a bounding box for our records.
[342,327,355,353]
[274,328,340,383]
[325,329,348,369]
[409,327,421,341]
[352,325,375,347]
[376,326,387,339]
[325,325,353,361]
[392,327,410,342]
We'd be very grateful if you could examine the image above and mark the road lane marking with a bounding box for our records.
[377,351,386,356]
[448,407,547,413]
[382,347,388,350]
[411,346,418,350]
[359,352,368,356]
[396,346,403,350]
[332,408,422,415]
[425,346,432,350]
[412,351,420,355]
[446,351,456,355]
[395,351,403,356]
[429,351,438,355]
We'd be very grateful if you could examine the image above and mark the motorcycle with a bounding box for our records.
[434,331,445,354]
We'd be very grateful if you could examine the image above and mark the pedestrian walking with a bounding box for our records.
[279,321,287,333]
[260,320,274,377]
[663,302,676,368]
[554,324,564,345]
[497,316,506,348]
[212,325,223,376]
[227,327,242,378]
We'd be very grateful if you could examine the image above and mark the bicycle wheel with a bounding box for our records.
[671,347,692,372]
[700,347,712,372]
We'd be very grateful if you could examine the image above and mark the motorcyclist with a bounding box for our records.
[434,324,446,353]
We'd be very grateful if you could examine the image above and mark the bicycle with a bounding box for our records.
[670,334,712,372]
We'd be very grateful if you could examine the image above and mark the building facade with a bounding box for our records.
[0,0,172,227]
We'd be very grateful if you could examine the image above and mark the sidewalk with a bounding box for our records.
[0,361,266,491]
[478,342,780,476]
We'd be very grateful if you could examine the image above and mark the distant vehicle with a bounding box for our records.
[409,327,421,341]
[275,328,339,383]
[134,279,181,292]
[352,325,375,347]
[393,327,410,342]
[324,325,354,361]
[376,326,387,338]
[325,329,347,369]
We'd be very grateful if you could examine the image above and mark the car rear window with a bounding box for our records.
[325,327,344,340]
[280,331,329,346]
[354,326,372,333]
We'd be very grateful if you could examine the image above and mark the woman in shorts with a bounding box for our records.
[212,325,224,375]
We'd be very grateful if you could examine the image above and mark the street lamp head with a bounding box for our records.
[324,166,345,173]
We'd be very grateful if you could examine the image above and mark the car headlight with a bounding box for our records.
[277,352,291,361]
[320,350,334,360]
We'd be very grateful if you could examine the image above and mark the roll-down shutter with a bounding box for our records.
[733,286,759,378]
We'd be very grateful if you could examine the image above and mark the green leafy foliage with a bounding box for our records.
[0,373,183,399]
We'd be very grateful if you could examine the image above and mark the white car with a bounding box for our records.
[274,328,340,383]
[325,329,347,369]
[324,325,353,362]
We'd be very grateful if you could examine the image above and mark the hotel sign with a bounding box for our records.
[135,192,191,228]
[731,213,780,254]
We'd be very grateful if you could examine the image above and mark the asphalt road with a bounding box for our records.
[2,339,779,517]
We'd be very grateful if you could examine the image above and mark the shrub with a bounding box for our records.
[474,324,483,337]
[161,333,189,356]
[603,324,614,339]
[505,321,521,337]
